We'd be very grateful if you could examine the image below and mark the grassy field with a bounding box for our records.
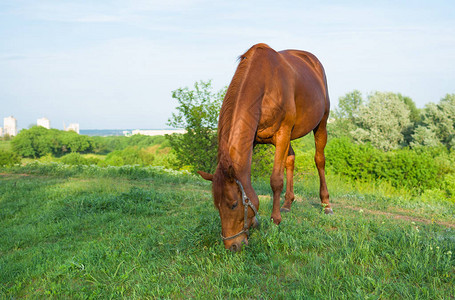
[1,164,454,298]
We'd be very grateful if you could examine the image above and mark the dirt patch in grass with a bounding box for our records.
[0,173,30,177]
[339,204,455,229]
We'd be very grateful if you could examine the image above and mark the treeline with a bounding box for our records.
[331,91,455,150]
[0,126,174,168]
[10,126,170,158]
[11,126,95,157]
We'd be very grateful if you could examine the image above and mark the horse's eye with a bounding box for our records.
[231,202,238,210]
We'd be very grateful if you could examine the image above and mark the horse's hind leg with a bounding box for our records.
[314,119,333,214]
[280,146,295,212]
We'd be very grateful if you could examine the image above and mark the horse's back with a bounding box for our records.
[276,50,329,140]
[280,50,324,77]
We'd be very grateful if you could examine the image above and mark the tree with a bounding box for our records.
[166,80,226,173]
[11,126,54,158]
[351,92,411,151]
[334,90,363,121]
[397,93,420,124]
[397,94,421,146]
[410,126,441,148]
[331,90,363,138]
[412,94,455,149]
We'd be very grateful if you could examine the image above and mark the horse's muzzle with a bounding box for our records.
[228,237,248,252]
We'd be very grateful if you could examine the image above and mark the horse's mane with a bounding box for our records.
[212,153,233,207]
[212,44,271,204]
[217,43,271,159]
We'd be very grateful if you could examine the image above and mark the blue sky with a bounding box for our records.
[1,0,454,129]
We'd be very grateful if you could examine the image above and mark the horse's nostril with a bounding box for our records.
[229,243,239,252]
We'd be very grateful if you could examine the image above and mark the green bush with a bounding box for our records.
[326,137,381,181]
[0,150,21,167]
[39,153,57,163]
[378,149,439,192]
[443,173,455,199]
[325,137,443,193]
[92,135,169,154]
[102,147,154,167]
[251,144,274,178]
[60,153,100,166]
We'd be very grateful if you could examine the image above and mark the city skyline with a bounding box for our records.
[1,1,454,130]
[0,115,82,136]
[0,115,180,136]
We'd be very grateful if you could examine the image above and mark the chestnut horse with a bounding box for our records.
[198,43,332,251]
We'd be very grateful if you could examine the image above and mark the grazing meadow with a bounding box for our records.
[2,90,455,298]
[1,163,454,298]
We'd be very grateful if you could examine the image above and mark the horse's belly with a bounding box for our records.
[290,109,325,140]
[255,112,282,143]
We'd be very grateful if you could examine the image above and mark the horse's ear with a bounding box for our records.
[197,171,213,181]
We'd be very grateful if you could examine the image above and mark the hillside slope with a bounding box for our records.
[1,165,454,298]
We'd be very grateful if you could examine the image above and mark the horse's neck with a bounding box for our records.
[225,107,261,179]
[219,50,268,180]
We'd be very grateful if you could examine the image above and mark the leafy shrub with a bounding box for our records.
[39,153,57,163]
[102,146,154,167]
[60,153,100,166]
[0,150,21,167]
[326,137,443,193]
[92,134,169,154]
[251,144,274,178]
[443,173,455,200]
[378,149,439,192]
[326,137,381,181]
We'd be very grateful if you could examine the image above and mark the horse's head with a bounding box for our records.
[198,165,258,252]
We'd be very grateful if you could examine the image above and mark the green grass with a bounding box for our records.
[0,140,11,151]
[1,164,454,298]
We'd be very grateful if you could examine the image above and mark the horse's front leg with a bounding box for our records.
[270,132,291,225]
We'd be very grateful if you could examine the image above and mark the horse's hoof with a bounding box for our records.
[324,208,334,215]
[271,215,281,225]
[280,207,291,213]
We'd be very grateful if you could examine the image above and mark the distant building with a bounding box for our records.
[0,127,3,137]
[130,129,186,136]
[65,123,80,134]
[3,116,17,136]
[37,117,50,129]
